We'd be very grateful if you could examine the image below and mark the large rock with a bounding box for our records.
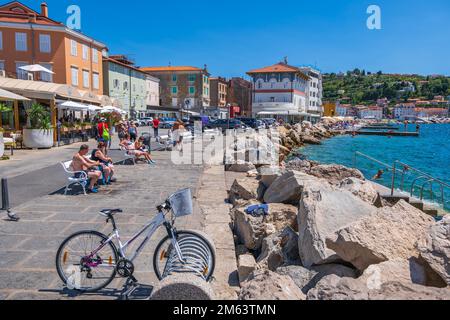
[257,227,301,271]
[417,215,450,285]
[238,254,257,284]
[302,135,321,145]
[298,182,377,268]
[307,275,450,300]
[309,165,365,185]
[326,201,435,271]
[264,171,322,204]
[285,159,318,173]
[229,178,260,205]
[257,166,284,189]
[277,264,357,294]
[226,161,256,173]
[339,177,380,205]
[234,203,298,251]
[239,270,305,300]
[358,258,427,287]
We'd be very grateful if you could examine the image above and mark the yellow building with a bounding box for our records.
[323,101,336,117]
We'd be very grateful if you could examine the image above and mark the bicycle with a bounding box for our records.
[55,188,216,293]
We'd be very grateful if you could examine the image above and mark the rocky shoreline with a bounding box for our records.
[225,122,450,300]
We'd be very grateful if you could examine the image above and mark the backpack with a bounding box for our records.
[102,128,110,141]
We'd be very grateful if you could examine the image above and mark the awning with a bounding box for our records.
[58,101,89,111]
[257,111,289,116]
[0,87,30,101]
[87,105,103,112]
[100,106,127,115]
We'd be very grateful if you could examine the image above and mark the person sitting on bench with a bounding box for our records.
[91,141,116,184]
[120,134,155,165]
[71,144,102,193]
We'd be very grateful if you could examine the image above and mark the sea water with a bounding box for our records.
[301,124,450,211]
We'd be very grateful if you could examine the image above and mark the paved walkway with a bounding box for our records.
[0,151,205,300]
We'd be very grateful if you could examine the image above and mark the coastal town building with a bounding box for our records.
[247,61,311,122]
[226,77,252,117]
[358,106,383,120]
[103,55,160,118]
[0,1,107,95]
[140,65,210,112]
[394,103,416,120]
[300,66,323,117]
[209,77,227,107]
[322,101,337,117]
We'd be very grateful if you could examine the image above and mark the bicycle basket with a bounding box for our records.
[168,188,193,217]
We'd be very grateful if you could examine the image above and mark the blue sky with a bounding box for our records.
[19,0,450,78]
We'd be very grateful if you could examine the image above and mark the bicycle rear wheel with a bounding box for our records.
[153,230,216,282]
[56,231,119,293]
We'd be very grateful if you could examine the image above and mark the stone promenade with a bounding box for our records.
[0,151,212,300]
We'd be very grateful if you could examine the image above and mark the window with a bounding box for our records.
[188,74,196,82]
[40,63,53,82]
[171,86,178,94]
[0,31,3,50]
[0,61,4,71]
[113,79,120,89]
[71,67,79,86]
[270,97,275,102]
[92,48,98,63]
[70,40,78,56]
[93,73,99,90]
[83,70,90,88]
[82,45,89,60]
[172,74,177,82]
[189,86,195,95]
[123,81,128,91]
[16,62,28,79]
[15,33,27,51]
[39,34,51,53]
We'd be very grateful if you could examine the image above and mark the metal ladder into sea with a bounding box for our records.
[353,151,450,218]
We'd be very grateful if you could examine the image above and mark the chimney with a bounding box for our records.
[41,2,48,17]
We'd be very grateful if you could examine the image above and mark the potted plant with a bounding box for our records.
[0,103,13,157]
[23,103,54,149]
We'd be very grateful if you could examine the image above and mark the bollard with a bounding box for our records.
[1,178,19,222]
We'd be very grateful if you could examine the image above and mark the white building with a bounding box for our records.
[300,66,323,119]
[145,74,160,116]
[394,103,416,120]
[247,62,310,121]
[358,106,383,120]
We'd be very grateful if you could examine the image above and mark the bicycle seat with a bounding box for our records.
[99,209,123,217]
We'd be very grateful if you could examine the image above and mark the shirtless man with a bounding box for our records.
[71,144,102,193]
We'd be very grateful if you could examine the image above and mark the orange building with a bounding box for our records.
[0,1,107,95]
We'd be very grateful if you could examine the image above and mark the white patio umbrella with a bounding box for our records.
[87,105,103,112]
[19,64,55,74]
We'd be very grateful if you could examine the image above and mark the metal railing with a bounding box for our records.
[354,151,450,206]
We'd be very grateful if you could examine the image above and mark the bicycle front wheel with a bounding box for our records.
[153,230,216,282]
[56,231,119,293]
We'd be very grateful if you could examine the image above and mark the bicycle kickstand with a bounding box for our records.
[120,276,140,300]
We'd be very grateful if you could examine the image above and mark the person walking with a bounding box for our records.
[152,117,160,141]
[128,122,138,142]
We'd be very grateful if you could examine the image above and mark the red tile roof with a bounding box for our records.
[0,2,63,26]
[247,63,310,80]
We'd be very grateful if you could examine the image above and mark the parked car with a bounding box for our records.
[160,118,177,129]
[260,118,277,128]
[208,119,247,132]
[235,118,265,130]
[136,117,154,127]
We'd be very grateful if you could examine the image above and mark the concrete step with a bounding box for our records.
[408,199,425,211]
[423,207,439,218]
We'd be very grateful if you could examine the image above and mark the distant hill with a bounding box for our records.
[323,69,450,105]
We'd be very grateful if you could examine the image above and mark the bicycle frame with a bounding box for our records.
[88,210,184,266]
